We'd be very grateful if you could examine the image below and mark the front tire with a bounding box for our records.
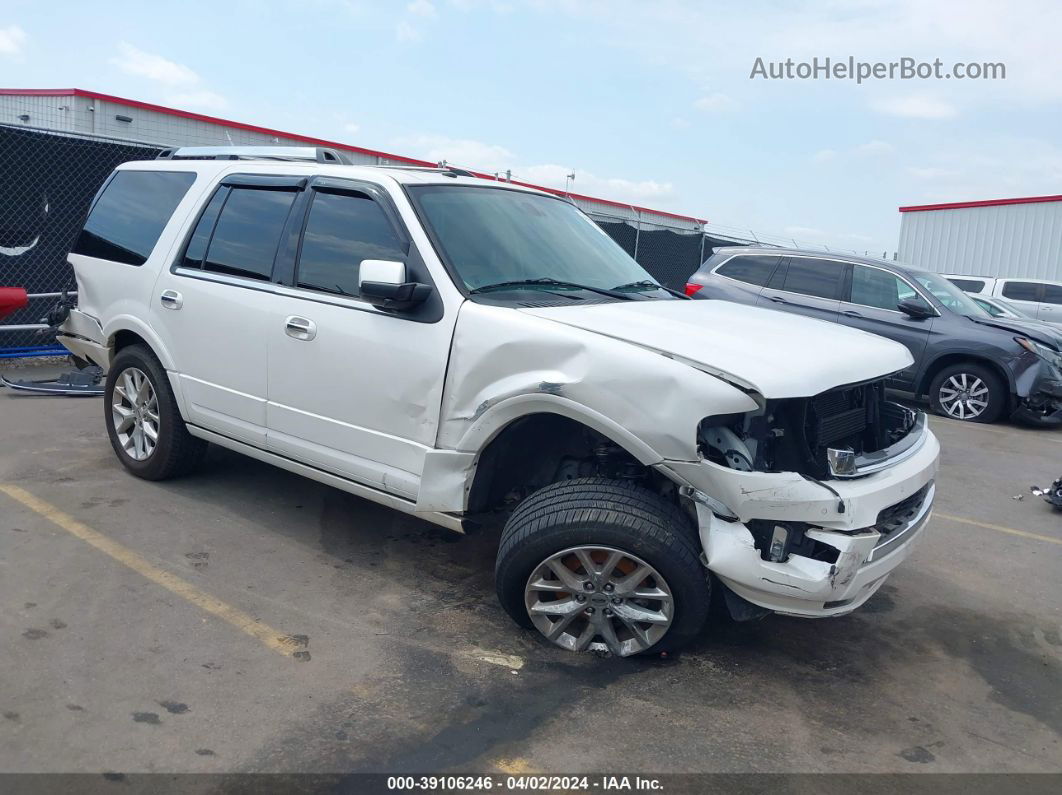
[104,344,206,480]
[495,477,710,657]
[928,363,1006,423]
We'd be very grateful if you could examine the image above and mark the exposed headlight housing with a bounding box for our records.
[1016,337,1062,370]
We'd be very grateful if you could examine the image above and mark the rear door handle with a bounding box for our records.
[841,310,862,318]
[767,295,789,304]
[160,290,183,310]
[285,316,317,341]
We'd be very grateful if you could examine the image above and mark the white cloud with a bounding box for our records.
[111,42,198,86]
[110,41,227,110]
[394,133,515,170]
[855,139,894,156]
[693,92,735,112]
[392,133,674,204]
[0,24,26,56]
[870,95,958,120]
[343,122,361,134]
[670,117,690,130]
[407,0,437,17]
[785,225,826,238]
[396,19,422,42]
[522,163,674,203]
[812,149,837,163]
[906,166,961,180]
[166,91,227,111]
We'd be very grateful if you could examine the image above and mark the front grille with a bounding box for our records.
[874,482,932,542]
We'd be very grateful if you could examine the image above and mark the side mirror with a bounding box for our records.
[897,298,934,319]
[359,259,432,312]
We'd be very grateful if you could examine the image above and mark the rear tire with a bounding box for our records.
[104,344,206,480]
[928,362,1006,423]
[495,477,710,657]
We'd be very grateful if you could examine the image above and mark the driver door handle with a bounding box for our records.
[842,309,863,318]
[285,316,317,341]
[767,295,789,304]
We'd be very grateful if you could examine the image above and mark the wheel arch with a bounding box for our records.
[104,316,176,371]
[916,352,1014,399]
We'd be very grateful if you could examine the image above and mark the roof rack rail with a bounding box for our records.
[156,146,351,164]
[370,164,480,178]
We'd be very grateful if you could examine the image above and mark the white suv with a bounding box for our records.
[57,147,939,656]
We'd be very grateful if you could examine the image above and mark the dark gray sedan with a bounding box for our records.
[686,247,1062,425]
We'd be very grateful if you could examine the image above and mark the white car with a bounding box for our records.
[56,147,939,657]
[943,274,1062,327]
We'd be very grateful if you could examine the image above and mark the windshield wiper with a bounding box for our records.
[611,279,690,299]
[468,277,633,300]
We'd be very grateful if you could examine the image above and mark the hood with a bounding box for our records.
[968,315,1062,350]
[520,299,913,398]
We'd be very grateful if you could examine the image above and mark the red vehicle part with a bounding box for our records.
[0,288,29,322]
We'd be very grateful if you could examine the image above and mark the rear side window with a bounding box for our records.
[714,255,781,287]
[197,187,297,281]
[296,190,406,297]
[1001,281,1042,301]
[948,278,986,292]
[782,257,846,300]
[73,171,196,266]
[1042,284,1062,305]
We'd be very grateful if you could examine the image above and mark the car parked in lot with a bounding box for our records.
[687,247,1062,426]
[970,295,1044,324]
[56,147,939,656]
[942,274,1062,328]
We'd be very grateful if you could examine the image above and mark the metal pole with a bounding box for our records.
[26,292,76,300]
[633,210,642,262]
[698,231,706,265]
[0,324,49,332]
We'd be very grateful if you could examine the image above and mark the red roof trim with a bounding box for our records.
[1,88,707,225]
[899,194,1062,213]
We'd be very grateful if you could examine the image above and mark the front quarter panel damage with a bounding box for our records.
[423,301,757,510]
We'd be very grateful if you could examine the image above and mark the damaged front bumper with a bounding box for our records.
[663,422,940,617]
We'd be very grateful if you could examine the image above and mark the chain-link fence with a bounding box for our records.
[0,124,162,355]
[0,123,757,356]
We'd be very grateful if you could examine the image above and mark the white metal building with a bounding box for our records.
[0,88,705,233]
[897,195,1062,280]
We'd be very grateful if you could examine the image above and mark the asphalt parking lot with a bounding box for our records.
[1,362,1060,775]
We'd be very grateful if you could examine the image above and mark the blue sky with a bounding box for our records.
[2,0,1060,255]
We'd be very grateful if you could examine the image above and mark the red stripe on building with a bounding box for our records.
[899,194,1062,213]
[1,88,708,225]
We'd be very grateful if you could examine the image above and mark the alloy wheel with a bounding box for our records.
[111,367,160,461]
[524,545,674,656]
[938,372,989,420]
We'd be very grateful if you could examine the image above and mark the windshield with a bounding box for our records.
[993,298,1036,319]
[911,271,990,318]
[408,185,664,297]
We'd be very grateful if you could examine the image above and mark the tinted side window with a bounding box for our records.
[850,266,926,311]
[715,255,781,287]
[73,171,195,266]
[1001,281,1042,301]
[181,187,229,269]
[296,190,406,297]
[948,278,986,292]
[203,187,297,281]
[1042,284,1062,305]
[783,258,846,300]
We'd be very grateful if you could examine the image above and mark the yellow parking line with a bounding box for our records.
[935,511,1062,545]
[0,483,301,656]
